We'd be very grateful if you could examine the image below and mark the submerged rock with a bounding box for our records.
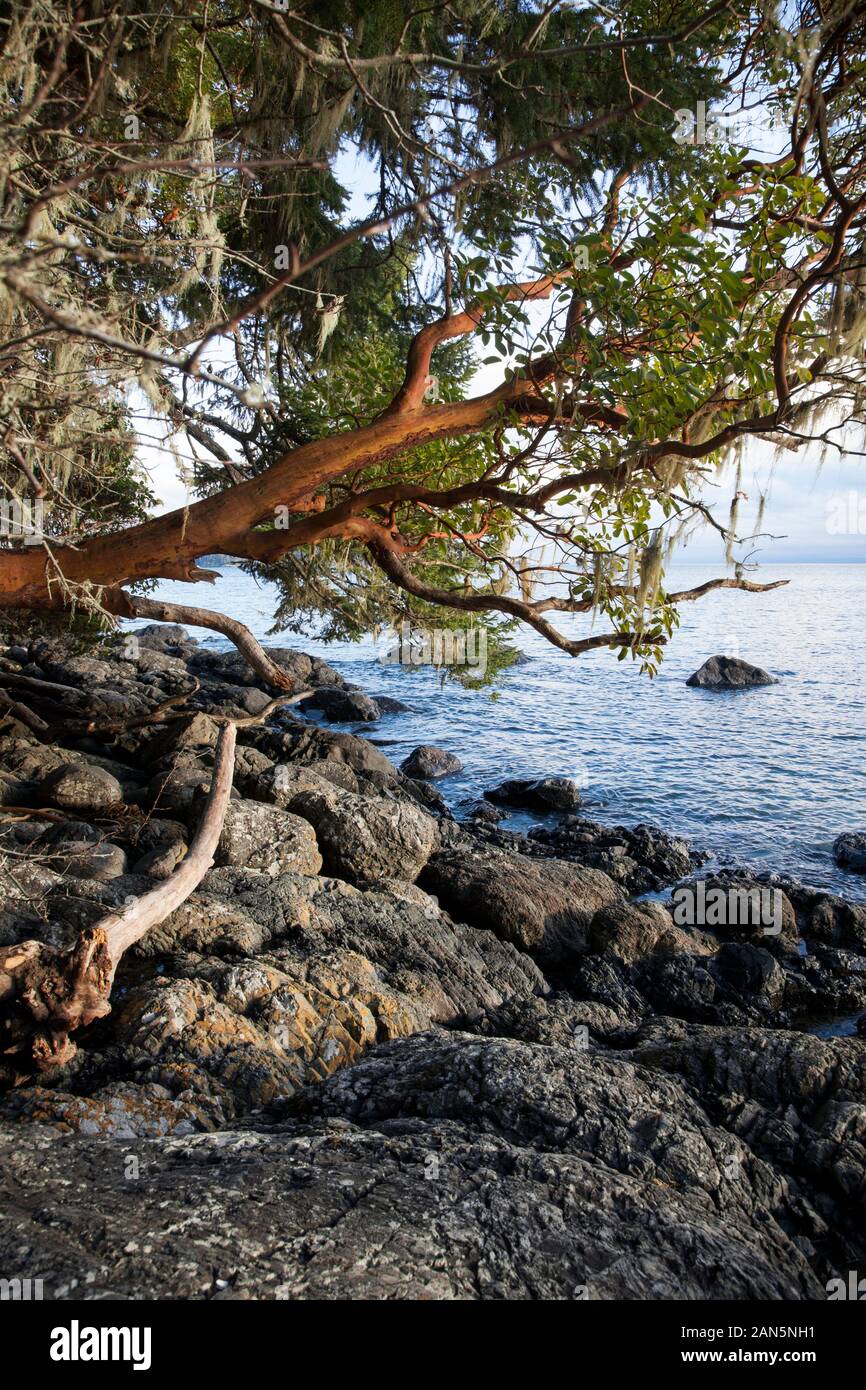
[686,655,778,689]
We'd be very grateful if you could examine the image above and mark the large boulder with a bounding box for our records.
[216,800,322,877]
[252,722,398,779]
[686,655,778,689]
[400,745,463,780]
[288,786,439,884]
[420,845,623,965]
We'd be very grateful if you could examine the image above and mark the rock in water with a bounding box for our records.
[686,655,778,689]
[299,687,381,722]
[400,745,463,780]
[834,831,866,874]
[484,775,582,811]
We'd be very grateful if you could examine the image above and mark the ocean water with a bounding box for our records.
[143,563,866,900]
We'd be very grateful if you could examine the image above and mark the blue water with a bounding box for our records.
[142,563,866,900]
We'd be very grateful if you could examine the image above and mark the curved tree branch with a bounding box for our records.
[0,722,237,1076]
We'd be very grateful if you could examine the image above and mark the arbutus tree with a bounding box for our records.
[1,1,862,677]
[0,0,864,1063]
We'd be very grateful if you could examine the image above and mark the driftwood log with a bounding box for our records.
[0,721,237,1077]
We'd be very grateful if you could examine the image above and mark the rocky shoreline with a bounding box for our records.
[1,625,865,1300]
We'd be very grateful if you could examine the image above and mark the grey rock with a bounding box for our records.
[148,712,220,759]
[833,831,866,874]
[131,840,187,879]
[46,839,128,881]
[289,786,439,885]
[41,762,123,813]
[0,1029,826,1300]
[400,745,463,780]
[129,818,188,856]
[419,845,623,965]
[686,655,778,689]
[524,817,701,894]
[370,695,412,713]
[299,687,381,723]
[485,775,582,811]
[216,799,322,877]
[588,899,703,967]
[465,800,506,824]
[252,722,398,779]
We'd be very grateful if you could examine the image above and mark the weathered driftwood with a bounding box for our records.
[0,721,237,1077]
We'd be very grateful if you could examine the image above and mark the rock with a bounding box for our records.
[465,800,506,824]
[148,762,238,815]
[0,1029,825,1300]
[40,762,123,813]
[148,712,220,758]
[128,818,188,856]
[679,872,799,952]
[34,819,106,851]
[216,800,322,877]
[400,745,463,780]
[791,884,866,952]
[710,942,787,1009]
[133,623,198,656]
[588,900,703,966]
[419,845,623,965]
[833,831,866,874]
[524,817,700,894]
[8,867,544,1122]
[299,687,380,722]
[289,786,439,885]
[2,1082,216,1137]
[370,695,412,713]
[253,722,398,779]
[686,655,778,689]
[43,836,128,881]
[630,1018,866,1226]
[232,745,276,795]
[467,992,628,1047]
[484,775,582,811]
[131,840,187,879]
